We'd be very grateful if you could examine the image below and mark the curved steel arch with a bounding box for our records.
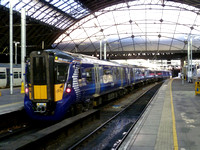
[73,35,186,53]
[54,5,200,56]
[1,0,200,62]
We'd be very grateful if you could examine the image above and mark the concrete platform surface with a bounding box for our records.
[0,87,24,115]
[119,78,200,150]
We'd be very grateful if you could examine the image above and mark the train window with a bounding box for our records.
[120,68,125,80]
[130,69,133,78]
[145,70,148,76]
[14,72,18,78]
[55,63,69,84]
[103,66,113,83]
[0,72,6,79]
[116,67,120,79]
[85,68,92,83]
[26,64,30,84]
[104,69,111,75]
[135,69,140,77]
[78,68,81,79]
[19,72,21,78]
[123,68,126,79]
[33,57,46,85]
[112,67,116,81]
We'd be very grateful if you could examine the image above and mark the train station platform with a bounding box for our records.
[119,78,200,150]
[0,88,24,115]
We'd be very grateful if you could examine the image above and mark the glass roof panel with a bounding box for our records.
[54,1,63,7]
[0,0,9,6]
[54,0,200,55]
[0,0,90,30]
[46,0,89,19]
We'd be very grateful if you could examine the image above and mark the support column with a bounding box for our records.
[15,42,17,64]
[187,36,192,83]
[104,42,106,60]
[9,1,13,95]
[14,41,20,64]
[180,57,185,68]
[180,57,186,83]
[42,41,44,49]
[21,8,26,93]
[100,40,102,60]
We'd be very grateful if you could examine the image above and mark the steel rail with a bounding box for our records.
[68,82,162,150]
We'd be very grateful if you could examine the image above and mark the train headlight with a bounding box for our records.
[25,87,29,94]
[66,87,71,93]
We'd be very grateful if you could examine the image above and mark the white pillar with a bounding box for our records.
[100,40,102,60]
[9,0,13,95]
[42,41,44,49]
[187,36,191,82]
[21,8,26,88]
[190,38,193,77]
[14,42,19,64]
[15,42,17,64]
[104,42,106,60]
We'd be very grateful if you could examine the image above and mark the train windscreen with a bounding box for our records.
[54,62,69,84]
[33,57,47,85]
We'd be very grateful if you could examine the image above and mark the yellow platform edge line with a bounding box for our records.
[170,79,179,150]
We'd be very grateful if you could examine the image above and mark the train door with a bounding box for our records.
[144,69,149,80]
[120,67,124,87]
[6,68,10,87]
[54,62,69,101]
[30,51,54,104]
[135,68,141,83]
[81,64,96,99]
[127,68,130,85]
[13,68,21,86]
[0,68,7,88]
[94,64,100,96]
[130,68,134,84]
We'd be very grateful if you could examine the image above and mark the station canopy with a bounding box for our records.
[1,0,200,60]
[1,0,90,29]
[53,0,200,59]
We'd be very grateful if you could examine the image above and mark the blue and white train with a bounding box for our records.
[24,49,170,121]
[0,64,21,88]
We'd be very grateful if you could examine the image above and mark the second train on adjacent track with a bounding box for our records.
[24,49,170,121]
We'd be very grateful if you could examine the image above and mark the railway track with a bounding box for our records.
[0,82,162,150]
[0,109,100,150]
[0,109,31,140]
[68,83,162,150]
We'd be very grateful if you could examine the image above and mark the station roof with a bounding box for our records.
[0,0,200,62]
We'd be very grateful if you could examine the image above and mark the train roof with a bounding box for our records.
[40,50,171,71]
[45,49,123,67]
[0,63,21,68]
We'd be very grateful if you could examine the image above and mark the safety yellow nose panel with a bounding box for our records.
[34,85,47,99]
[54,84,64,101]
[29,87,32,100]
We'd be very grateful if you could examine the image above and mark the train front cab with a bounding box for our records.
[24,51,73,121]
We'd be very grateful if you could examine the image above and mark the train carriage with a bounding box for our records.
[0,64,21,88]
[0,67,7,88]
[24,49,170,121]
